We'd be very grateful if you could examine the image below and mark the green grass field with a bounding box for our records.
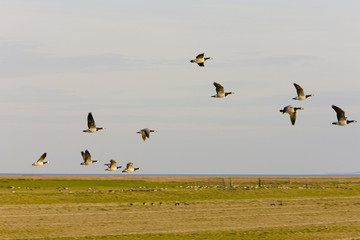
[1,176,360,239]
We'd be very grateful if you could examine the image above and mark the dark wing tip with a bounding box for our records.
[290,113,296,125]
[196,53,205,59]
[332,105,342,112]
[40,152,47,159]
[293,83,303,91]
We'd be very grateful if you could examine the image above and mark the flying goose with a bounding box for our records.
[280,105,304,125]
[80,150,99,165]
[293,83,314,100]
[122,162,141,173]
[332,105,357,126]
[190,53,213,67]
[212,82,234,98]
[137,128,157,141]
[83,112,105,133]
[32,152,49,166]
[105,159,123,171]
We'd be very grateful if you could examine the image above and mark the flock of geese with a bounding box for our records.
[31,53,357,172]
[279,83,357,126]
[190,53,357,126]
[32,111,151,173]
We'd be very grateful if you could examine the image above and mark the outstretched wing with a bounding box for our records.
[84,150,92,163]
[213,82,225,95]
[87,112,96,129]
[126,162,133,169]
[37,152,47,163]
[144,128,150,138]
[290,112,297,125]
[81,151,85,160]
[293,83,305,97]
[109,160,116,168]
[332,105,346,121]
[140,130,147,141]
[196,53,204,59]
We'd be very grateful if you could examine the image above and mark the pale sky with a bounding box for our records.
[1,1,360,175]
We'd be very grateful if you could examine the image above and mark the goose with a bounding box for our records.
[280,105,304,125]
[83,112,105,133]
[137,128,157,141]
[80,150,99,165]
[32,153,49,166]
[332,105,357,126]
[122,162,141,173]
[293,83,314,100]
[105,159,123,171]
[212,82,234,98]
[190,53,213,67]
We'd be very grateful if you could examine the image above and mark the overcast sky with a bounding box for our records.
[1,0,360,175]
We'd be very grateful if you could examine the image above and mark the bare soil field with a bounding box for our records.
[1,176,360,239]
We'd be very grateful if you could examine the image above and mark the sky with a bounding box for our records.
[1,0,360,175]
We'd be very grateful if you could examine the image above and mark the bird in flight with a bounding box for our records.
[105,159,123,171]
[190,53,213,67]
[212,82,234,98]
[80,150,99,165]
[137,128,157,141]
[332,105,357,126]
[83,112,105,133]
[32,153,49,166]
[280,105,304,125]
[122,162,141,173]
[292,83,314,100]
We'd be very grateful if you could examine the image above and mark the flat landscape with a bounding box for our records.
[1,176,360,240]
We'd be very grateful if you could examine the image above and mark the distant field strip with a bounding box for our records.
[1,176,360,239]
